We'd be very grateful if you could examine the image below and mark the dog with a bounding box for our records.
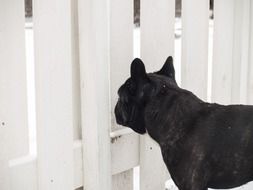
[115,56,253,190]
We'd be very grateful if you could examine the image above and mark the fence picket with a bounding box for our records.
[110,0,133,130]
[78,0,111,189]
[212,0,251,105]
[247,1,253,104]
[112,170,133,190]
[140,0,175,189]
[228,0,251,104]
[181,0,209,100]
[111,133,139,175]
[238,0,251,104]
[110,0,137,188]
[34,0,74,189]
[212,0,235,104]
[0,0,29,189]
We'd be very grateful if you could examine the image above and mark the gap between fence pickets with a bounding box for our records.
[8,128,136,189]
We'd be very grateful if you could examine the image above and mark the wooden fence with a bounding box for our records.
[1,0,253,189]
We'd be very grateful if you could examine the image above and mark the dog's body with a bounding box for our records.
[115,57,253,190]
[146,74,253,189]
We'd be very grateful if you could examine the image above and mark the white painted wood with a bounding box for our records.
[0,0,29,189]
[112,170,133,190]
[10,142,83,190]
[110,128,134,138]
[212,0,251,105]
[140,1,175,189]
[231,0,251,104]
[110,0,136,188]
[231,0,244,103]
[141,0,175,70]
[247,1,253,104]
[110,0,134,131]
[212,0,235,104]
[9,138,140,190]
[71,0,82,140]
[111,133,139,175]
[238,0,251,104]
[140,135,168,190]
[9,156,37,190]
[181,0,209,100]
[78,0,111,189]
[207,20,214,102]
[34,0,74,189]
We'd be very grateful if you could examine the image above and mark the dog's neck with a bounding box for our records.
[145,87,205,147]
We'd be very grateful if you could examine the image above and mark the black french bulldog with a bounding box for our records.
[114,56,253,190]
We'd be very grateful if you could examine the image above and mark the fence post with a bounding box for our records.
[0,0,29,189]
[34,0,74,189]
[78,0,112,189]
[140,0,175,189]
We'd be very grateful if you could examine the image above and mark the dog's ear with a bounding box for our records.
[131,58,147,80]
[156,56,175,80]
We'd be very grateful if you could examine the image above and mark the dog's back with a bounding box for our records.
[147,87,253,189]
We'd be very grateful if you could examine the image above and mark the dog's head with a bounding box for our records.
[114,56,176,134]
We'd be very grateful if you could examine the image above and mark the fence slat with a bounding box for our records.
[141,0,175,70]
[247,1,253,104]
[34,0,74,189]
[78,0,111,189]
[212,0,251,105]
[140,0,175,189]
[9,156,37,190]
[109,0,137,189]
[231,0,251,104]
[238,0,251,104]
[0,1,29,189]
[112,170,133,190]
[110,0,133,130]
[181,0,209,100]
[9,140,84,190]
[212,0,234,104]
[111,133,139,175]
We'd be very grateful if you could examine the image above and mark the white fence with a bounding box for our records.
[1,0,253,190]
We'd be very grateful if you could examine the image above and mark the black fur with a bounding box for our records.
[114,56,253,190]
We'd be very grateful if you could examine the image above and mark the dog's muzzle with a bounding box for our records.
[115,102,128,126]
